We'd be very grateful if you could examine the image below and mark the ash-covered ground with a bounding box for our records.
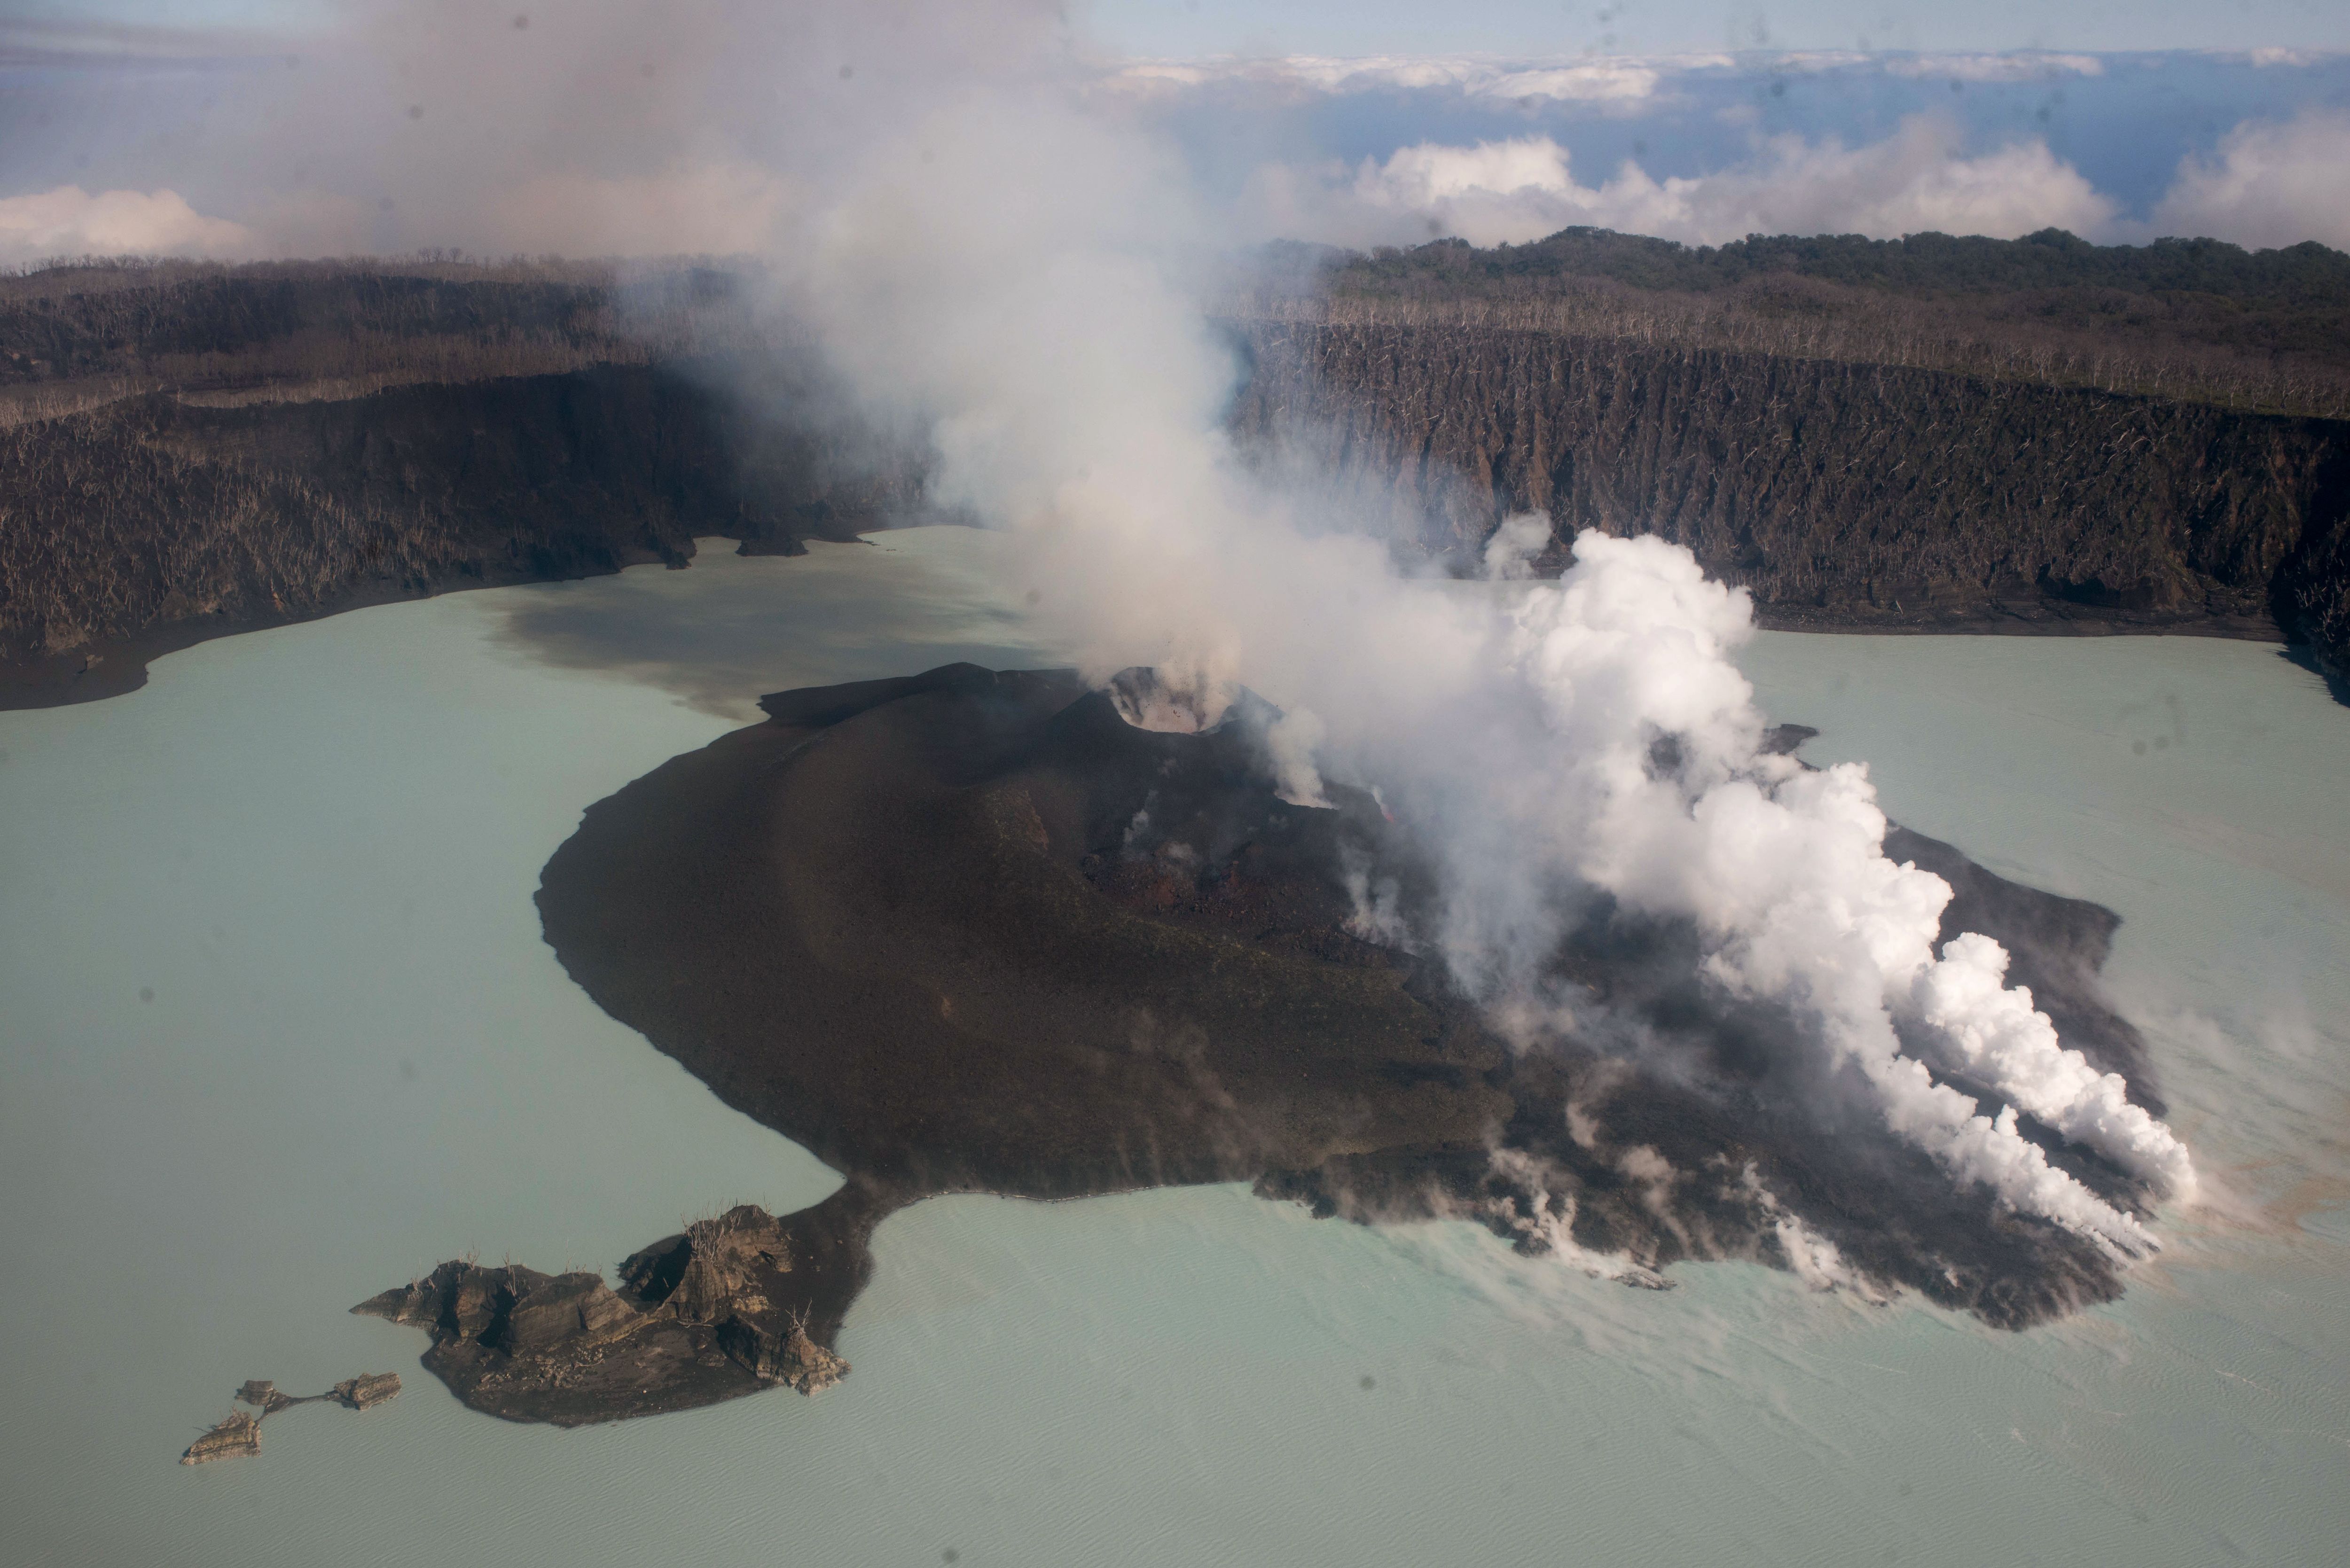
[371,662,2173,1424]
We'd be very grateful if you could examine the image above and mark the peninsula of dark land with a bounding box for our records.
[368,663,2169,1425]
[7,228,2350,707]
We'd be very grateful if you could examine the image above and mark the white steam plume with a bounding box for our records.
[1909,935,2199,1199]
[743,7,2196,1250]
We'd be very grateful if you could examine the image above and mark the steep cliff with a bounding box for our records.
[8,298,2350,709]
[1227,319,2350,660]
[0,359,917,705]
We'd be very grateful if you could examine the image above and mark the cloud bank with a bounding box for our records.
[3,27,2343,261]
[1109,53,1689,108]
[1250,115,2117,248]
[1105,47,2115,105]
[2153,109,2350,250]
[0,186,257,267]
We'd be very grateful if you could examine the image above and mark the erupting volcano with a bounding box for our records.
[366,652,2185,1424]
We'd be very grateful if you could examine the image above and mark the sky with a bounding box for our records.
[0,1,2346,262]
[14,0,2349,55]
[1084,0,2350,58]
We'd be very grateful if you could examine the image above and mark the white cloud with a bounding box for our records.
[1251,116,2115,250]
[1103,52,1708,107]
[1277,55,1493,93]
[1356,137,1582,228]
[1762,52,1874,73]
[0,186,258,267]
[1883,53,2104,82]
[2151,109,2350,250]
[2244,47,2338,68]
[1478,63,1668,105]
[1103,48,2114,106]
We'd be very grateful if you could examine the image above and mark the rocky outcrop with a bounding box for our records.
[178,1372,401,1463]
[180,1409,262,1465]
[1226,320,2350,666]
[620,1206,852,1393]
[334,1373,402,1409]
[354,1194,874,1426]
[717,1317,849,1395]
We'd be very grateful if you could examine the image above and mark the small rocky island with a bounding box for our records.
[368,663,2170,1426]
[353,1203,853,1426]
[180,1373,400,1464]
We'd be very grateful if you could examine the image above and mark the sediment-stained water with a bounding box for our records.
[0,531,2341,1567]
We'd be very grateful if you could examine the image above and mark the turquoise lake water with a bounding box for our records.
[1,530,2342,1566]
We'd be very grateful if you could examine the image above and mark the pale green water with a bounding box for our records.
[0,533,2342,1567]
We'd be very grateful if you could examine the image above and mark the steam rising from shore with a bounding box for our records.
[752,7,2193,1255]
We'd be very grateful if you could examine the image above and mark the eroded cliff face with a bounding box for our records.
[0,359,917,704]
[7,320,2350,707]
[1227,320,2350,659]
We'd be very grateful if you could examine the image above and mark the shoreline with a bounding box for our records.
[0,532,2302,714]
[0,538,785,713]
[369,663,2186,1427]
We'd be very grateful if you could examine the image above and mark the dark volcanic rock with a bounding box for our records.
[180,1409,262,1465]
[540,664,1507,1200]
[12,303,2350,709]
[355,1192,877,1426]
[179,1371,402,1463]
[401,663,2176,1432]
[375,664,2170,1424]
[333,1373,403,1410]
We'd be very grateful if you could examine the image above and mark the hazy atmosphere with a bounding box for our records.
[4,2,2348,261]
[3,1,2344,1564]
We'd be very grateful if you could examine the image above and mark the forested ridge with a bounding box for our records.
[1270,228,2350,421]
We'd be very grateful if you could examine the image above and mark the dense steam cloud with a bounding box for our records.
[754,12,2196,1259]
